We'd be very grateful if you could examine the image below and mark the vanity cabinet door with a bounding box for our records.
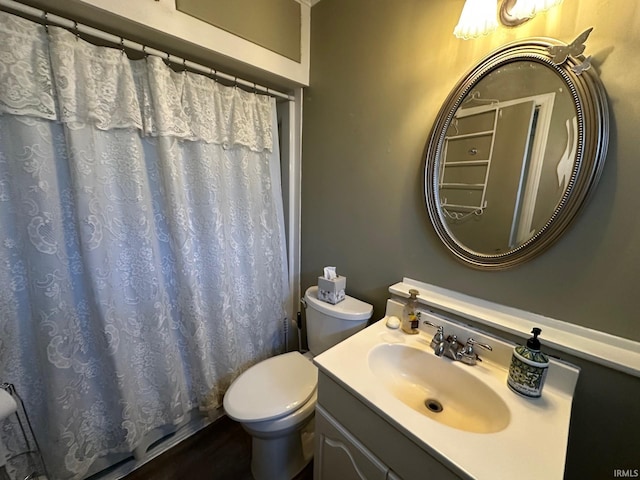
[314,406,389,480]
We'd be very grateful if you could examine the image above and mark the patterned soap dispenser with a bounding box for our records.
[507,327,549,398]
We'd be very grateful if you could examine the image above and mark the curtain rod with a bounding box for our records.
[0,0,295,102]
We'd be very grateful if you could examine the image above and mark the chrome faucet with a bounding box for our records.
[423,321,492,365]
[436,334,464,360]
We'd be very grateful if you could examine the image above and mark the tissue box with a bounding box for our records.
[317,275,346,304]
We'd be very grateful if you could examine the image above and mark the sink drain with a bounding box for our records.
[425,398,443,413]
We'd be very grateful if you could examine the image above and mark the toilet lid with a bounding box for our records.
[223,351,318,423]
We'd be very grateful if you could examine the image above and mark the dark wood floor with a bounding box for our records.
[123,415,314,480]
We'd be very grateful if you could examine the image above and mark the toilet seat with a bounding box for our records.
[224,351,318,423]
[242,389,317,434]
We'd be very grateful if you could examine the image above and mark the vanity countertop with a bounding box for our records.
[313,306,580,480]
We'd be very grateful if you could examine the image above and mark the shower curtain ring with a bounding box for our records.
[42,12,49,34]
[119,37,125,56]
[182,58,187,72]
[73,21,80,40]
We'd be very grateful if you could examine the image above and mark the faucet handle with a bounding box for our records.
[461,338,492,365]
[423,320,444,349]
[422,319,440,329]
[464,338,492,352]
[467,337,493,352]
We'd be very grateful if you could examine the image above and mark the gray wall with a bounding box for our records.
[302,0,640,477]
[302,0,639,343]
[176,0,301,61]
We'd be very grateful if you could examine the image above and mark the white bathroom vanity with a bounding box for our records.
[313,280,582,480]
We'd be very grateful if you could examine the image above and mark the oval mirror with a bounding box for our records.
[424,34,609,269]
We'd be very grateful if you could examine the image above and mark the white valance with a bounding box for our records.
[0,11,274,152]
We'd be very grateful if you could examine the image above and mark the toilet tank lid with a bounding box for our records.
[304,286,373,321]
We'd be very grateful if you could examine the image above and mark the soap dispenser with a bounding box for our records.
[507,327,549,398]
[401,289,420,335]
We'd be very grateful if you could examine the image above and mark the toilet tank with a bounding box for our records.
[304,286,373,355]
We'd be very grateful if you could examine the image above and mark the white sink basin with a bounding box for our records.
[368,344,510,433]
[314,312,580,480]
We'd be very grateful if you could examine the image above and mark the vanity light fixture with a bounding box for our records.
[454,0,563,39]
[453,0,498,40]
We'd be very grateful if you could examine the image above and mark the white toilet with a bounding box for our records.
[223,285,373,480]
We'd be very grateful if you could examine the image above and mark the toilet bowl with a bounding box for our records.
[223,286,373,480]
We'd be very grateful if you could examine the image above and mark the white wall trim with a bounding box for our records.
[287,88,303,347]
[389,278,640,377]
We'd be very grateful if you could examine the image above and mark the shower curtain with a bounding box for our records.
[0,11,289,480]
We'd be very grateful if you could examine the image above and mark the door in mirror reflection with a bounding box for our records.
[442,101,537,253]
[438,61,577,255]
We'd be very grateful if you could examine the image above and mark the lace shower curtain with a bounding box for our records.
[0,11,289,480]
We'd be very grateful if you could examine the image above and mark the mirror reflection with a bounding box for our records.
[440,61,577,255]
[425,35,609,269]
